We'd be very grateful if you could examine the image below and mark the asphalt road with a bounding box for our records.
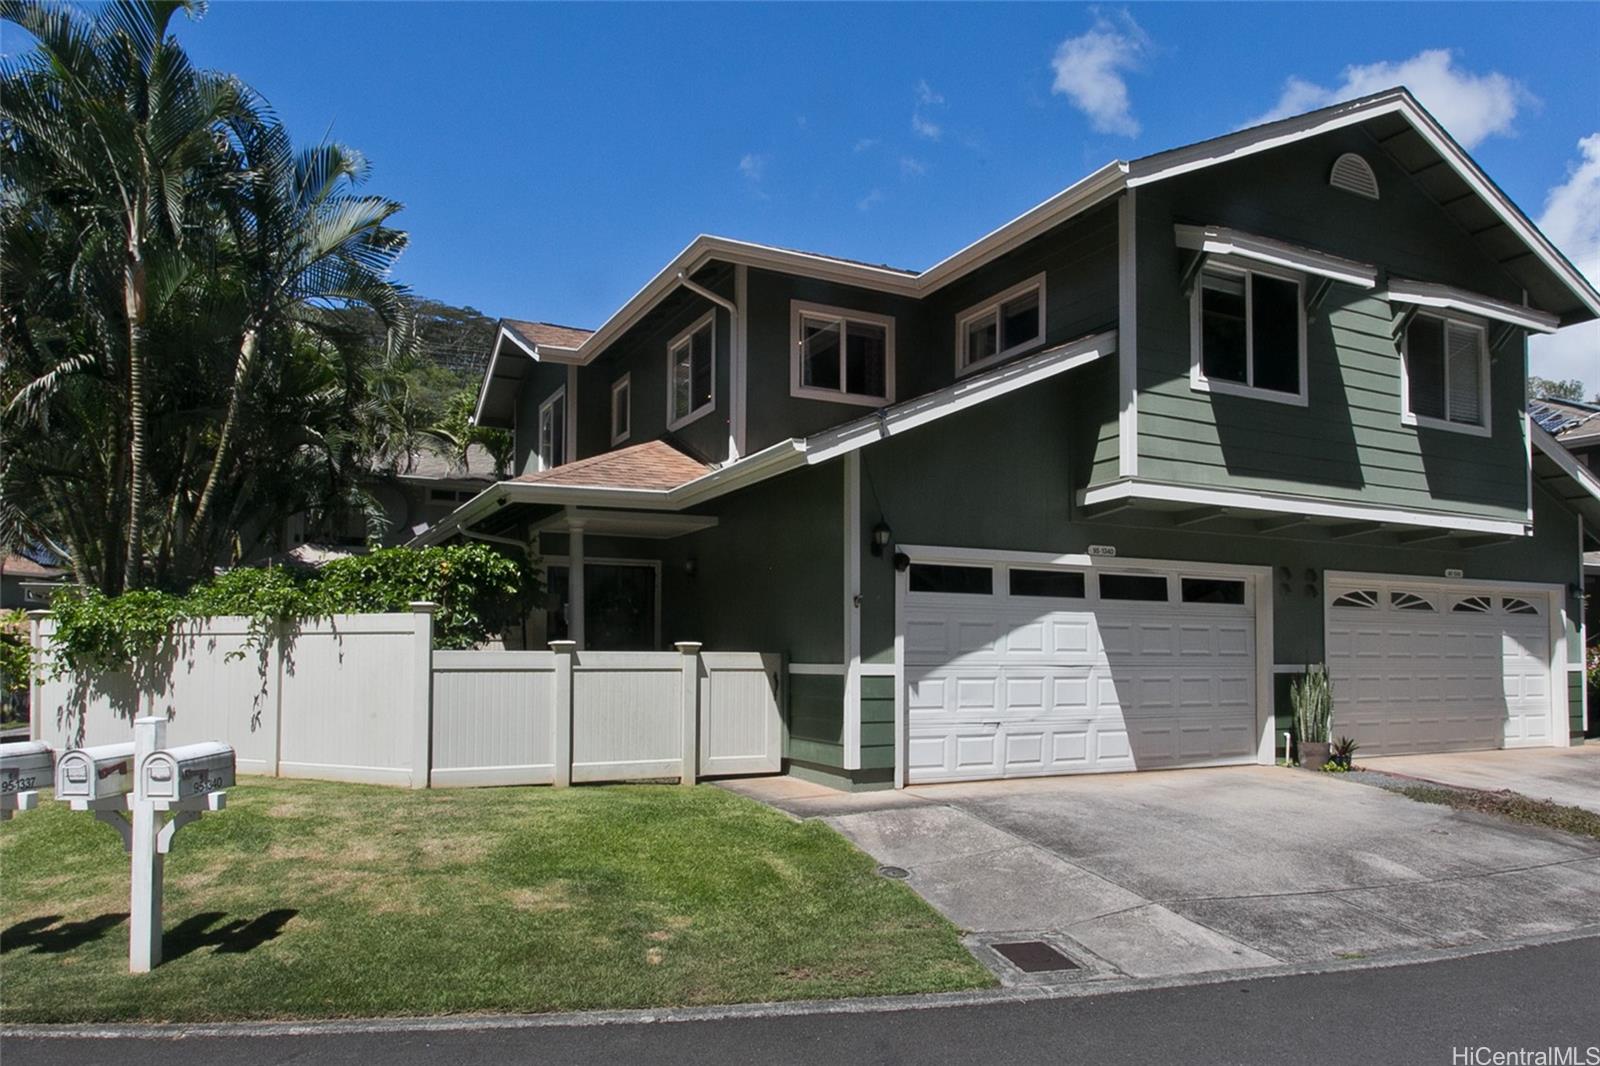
[7,938,1600,1066]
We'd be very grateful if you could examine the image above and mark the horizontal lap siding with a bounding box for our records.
[1133,131,1530,524]
[789,672,845,768]
[859,674,896,771]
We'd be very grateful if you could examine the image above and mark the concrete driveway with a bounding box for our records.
[735,767,1600,982]
[1361,746,1600,813]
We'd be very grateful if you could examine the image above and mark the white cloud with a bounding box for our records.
[1050,9,1148,138]
[737,153,767,182]
[900,156,927,178]
[912,79,944,141]
[1529,134,1600,397]
[1246,50,1531,149]
[857,188,885,212]
[853,137,879,154]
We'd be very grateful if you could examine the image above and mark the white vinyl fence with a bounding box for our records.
[29,605,784,789]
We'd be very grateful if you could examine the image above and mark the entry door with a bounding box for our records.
[1325,581,1554,755]
[904,560,1259,783]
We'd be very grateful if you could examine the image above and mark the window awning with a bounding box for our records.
[1174,224,1379,289]
[1381,279,1560,335]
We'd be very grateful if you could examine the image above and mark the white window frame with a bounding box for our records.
[1189,256,1308,408]
[954,272,1047,377]
[610,373,631,446]
[666,310,716,431]
[789,300,896,407]
[537,386,566,471]
[1399,309,1491,438]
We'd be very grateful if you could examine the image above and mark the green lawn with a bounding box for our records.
[0,778,992,1022]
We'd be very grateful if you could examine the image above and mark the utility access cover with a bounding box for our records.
[992,940,1080,973]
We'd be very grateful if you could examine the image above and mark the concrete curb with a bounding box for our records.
[8,925,1600,1040]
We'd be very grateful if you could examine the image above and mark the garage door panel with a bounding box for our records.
[1326,582,1553,757]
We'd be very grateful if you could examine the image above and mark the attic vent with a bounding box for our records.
[1330,153,1379,200]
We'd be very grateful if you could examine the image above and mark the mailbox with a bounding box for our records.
[1,741,54,796]
[55,742,136,802]
[140,742,234,805]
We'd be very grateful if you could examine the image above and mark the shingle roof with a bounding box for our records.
[398,441,498,482]
[513,440,710,491]
[1,553,65,579]
[502,318,594,351]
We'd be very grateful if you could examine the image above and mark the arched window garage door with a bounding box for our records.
[897,552,1273,784]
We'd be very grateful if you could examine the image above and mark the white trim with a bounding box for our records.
[789,300,897,407]
[1273,663,1312,673]
[609,373,631,446]
[564,366,578,466]
[1383,281,1561,335]
[1175,224,1378,289]
[1189,257,1309,407]
[1081,478,1530,537]
[955,272,1047,376]
[1399,310,1491,438]
[542,554,664,651]
[787,663,846,676]
[1117,191,1138,477]
[859,663,896,676]
[843,453,862,771]
[1323,570,1569,750]
[1129,91,1599,318]
[731,263,748,460]
[537,386,566,471]
[893,546,1277,776]
[666,310,717,432]
[807,330,1115,464]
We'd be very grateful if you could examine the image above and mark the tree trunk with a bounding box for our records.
[122,236,148,593]
[189,327,258,547]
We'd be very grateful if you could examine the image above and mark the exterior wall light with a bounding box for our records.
[684,558,697,578]
[871,521,892,557]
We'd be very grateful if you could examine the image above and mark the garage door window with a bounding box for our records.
[1390,591,1435,612]
[1502,597,1539,615]
[1098,573,1168,601]
[909,564,993,595]
[1331,589,1378,609]
[1452,596,1492,613]
[1008,569,1085,599]
[1181,577,1245,604]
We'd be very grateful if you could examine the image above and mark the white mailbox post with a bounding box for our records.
[55,718,234,973]
[0,741,53,819]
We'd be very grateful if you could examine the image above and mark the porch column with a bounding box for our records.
[569,516,586,650]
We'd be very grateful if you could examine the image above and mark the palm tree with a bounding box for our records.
[1,0,258,590]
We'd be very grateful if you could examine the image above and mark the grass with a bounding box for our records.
[0,778,992,1023]
[1396,784,1600,841]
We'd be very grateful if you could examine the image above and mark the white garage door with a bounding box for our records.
[904,561,1260,783]
[1325,580,1554,755]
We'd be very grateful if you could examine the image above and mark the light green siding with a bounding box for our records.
[1132,129,1531,524]
[859,674,896,772]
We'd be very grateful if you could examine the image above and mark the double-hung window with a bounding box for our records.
[1190,260,1306,405]
[610,373,631,446]
[1401,312,1488,435]
[537,387,566,470]
[667,311,715,430]
[956,273,1045,374]
[790,302,895,406]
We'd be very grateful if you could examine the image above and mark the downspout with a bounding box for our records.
[677,271,743,461]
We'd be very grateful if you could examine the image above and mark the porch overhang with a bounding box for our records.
[531,507,718,540]
[1079,477,1532,544]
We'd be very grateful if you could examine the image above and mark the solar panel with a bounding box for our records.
[1529,400,1582,435]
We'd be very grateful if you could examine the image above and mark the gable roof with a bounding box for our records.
[501,319,594,354]
[1,553,65,579]
[494,88,1595,378]
[513,439,711,491]
[473,317,597,427]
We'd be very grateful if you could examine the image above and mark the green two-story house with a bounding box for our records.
[419,88,1600,790]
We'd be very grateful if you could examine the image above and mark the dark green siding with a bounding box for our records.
[1132,128,1530,524]
[512,361,571,476]
[1571,669,1586,742]
[788,673,845,768]
[859,674,896,771]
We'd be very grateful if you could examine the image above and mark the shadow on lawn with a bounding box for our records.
[1,913,128,954]
[163,909,298,961]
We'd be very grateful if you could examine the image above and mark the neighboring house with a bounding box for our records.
[1532,397,1600,735]
[419,88,1600,790]
[0,553,68,610]
[281,440,499,555]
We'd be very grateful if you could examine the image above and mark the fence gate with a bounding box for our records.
[698,652,784,777]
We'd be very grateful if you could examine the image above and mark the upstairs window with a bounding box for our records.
[537,387,566,470]
[1403,312,1488,435]
[790,302,894,406]
[1190,261,1306,405]
[956,274,1045,374]
[668,312,715,429]
[610,373,631,446]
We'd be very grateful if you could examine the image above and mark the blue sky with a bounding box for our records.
[164,4,1599,388]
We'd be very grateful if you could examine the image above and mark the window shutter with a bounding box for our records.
[1445,323,1483,425]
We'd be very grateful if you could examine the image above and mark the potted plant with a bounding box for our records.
[1330,735,1359,771]
[1292,665,1333,769]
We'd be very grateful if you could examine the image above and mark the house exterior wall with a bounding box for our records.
[1132,129,1531,525]
[512,359,573,476]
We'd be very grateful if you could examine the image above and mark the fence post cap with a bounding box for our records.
[674,641,703,654]
[548,640,577,652]
[25,609,50,620]
[408,601,437,614]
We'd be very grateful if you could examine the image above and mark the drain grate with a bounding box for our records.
[992,940,1080,973]
[876,865,910,880]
